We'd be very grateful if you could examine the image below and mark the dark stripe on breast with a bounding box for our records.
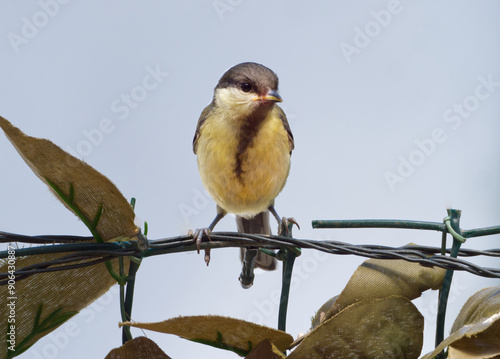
[234,104,273,181]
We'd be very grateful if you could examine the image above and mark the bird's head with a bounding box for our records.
[213,62,282,119]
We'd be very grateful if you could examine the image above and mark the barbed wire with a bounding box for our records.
[2,219,500,284]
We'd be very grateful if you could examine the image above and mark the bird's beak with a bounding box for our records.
[254,90,283,103]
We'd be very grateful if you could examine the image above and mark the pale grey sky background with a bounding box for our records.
[1,1,499,358]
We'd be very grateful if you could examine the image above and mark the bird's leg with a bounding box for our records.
[193,206,226,265]
[193,209,225,253]
[268,204,300,236]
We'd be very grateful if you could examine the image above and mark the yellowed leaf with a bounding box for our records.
[296,257,442,357]
[105,336,172,359]
[1,252,125,354]
[0,116,143,353]
[325,257,445,321]
[121,315,293,356]
[288,296,424,359]
[0,116,139,242]
[420,285,500,359]
[451,285,500,332]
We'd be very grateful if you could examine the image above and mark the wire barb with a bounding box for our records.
[1,210,500,282]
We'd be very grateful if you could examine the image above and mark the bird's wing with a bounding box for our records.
[276,105,294,153]
[193,101,216,154]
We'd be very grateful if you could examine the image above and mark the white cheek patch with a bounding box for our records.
[215,87,255,108]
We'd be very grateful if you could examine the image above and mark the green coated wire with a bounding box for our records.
[277,221,301,334]
[435,209,464,358]
[120,197,144,344]
[443,216,467,243]
[119,255,133,343]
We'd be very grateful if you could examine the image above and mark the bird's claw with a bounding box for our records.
[193,228,212,254]
[204,247,211,266]
[278,217,300,236]
[192,228,213,266]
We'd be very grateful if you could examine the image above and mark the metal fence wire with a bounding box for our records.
[2,209,499,280]
[1,208,499,355]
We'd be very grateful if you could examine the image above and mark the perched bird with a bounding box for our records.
[193,62,294,287]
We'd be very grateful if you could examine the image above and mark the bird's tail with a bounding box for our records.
[236,211,277,288]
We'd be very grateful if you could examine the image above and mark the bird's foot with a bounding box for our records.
[278,217,300,236]
[192,227,212,253]
[190,228,212,266]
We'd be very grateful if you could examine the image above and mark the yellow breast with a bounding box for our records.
[196,107,291,217]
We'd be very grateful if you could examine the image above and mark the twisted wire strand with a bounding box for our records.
[0,247,138,284]
[0,231,93,244]
[1,230,500,281]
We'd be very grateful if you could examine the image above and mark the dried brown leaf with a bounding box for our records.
[0,116,141,353]
[289,296,424,359]
[0,116,138,241]
[245,339,286,359]
[421,285,500,359]
[105,336,172,359]
[121,315,293,356]
[325,257,445,321]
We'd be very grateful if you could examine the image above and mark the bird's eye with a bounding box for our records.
[240,83,252,93]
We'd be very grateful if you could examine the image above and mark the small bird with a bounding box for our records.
[193,62,294,287]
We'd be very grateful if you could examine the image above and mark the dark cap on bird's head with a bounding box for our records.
[215,62,282,103]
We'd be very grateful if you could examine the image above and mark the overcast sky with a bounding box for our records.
[1,1,500,358]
